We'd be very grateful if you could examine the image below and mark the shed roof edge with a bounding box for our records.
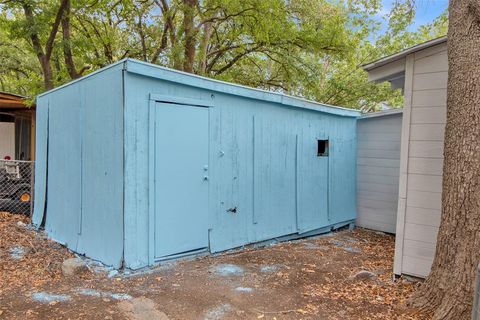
[124,59,360,117]
[359,108,403,119]
[362,37,447,71]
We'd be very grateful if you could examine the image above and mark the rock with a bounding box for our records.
[117,297,169,320]
[349,270,377,281]
[17,221,26,227]
[107,270,119,278]
[62,258,89,276]
[402,274,422,283]
[31,292,71,304]
[9,246,27,259]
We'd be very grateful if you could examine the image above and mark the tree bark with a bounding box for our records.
[61,0,81,79]
[410,0,480,319]
[22,0,68,90]
[182,0,197,73]
[197,21,213,75]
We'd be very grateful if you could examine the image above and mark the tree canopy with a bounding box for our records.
[0,0,447,110]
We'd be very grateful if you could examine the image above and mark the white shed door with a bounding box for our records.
[0,122,15,159]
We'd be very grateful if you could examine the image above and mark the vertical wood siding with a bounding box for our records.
[356,113,402,233]
[33,59,358,269]
[123,64,358,269]
[33,65,125,267]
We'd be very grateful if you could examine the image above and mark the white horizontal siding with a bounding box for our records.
[358,173,400,186]
[402,256,434,278]
[356,215,395,233]
[406,190,442,210]
[356,113,402,234]
[410,107,447,124]
[397,42,447,278]
[403,239,436,259]
[409,141,444,158]
[357,165,400,177]
[414,42,447,60]
[357,132,401,142]
[412,89,447,107]
[414,52,448,74]
[410,124,445,141]
[407,174,443,193]
[404,222,439,243]
[412,72,448,91]
[408,157,443,175]
[357,157,400,168]
[405,206,441,227]
[358,190,398,203]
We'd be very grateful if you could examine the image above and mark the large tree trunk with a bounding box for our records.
[410,0,480,319]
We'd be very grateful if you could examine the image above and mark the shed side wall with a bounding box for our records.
[356,113,402,233]
[33,66,124,267]
[396,42,447,278]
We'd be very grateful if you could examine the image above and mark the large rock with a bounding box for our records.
[62,258,89,276]
[349,270,377,281]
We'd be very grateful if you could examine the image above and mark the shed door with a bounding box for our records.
[153,102,209,259]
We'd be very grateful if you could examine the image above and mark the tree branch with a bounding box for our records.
[45,0,69,61]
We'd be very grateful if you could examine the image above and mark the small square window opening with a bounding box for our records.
[317,139,329,157]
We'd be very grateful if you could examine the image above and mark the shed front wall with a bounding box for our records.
[123,71,357,269]
[395,42,447,278]
[33,65,125,267]
[356,113,402,234]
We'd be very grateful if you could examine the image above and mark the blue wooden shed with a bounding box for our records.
[32,59,360,269]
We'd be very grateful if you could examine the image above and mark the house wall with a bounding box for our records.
[32,64,125,267]
[122,63,358,269]
[0,122,15,159]
[395,42,447,278]
[356,112,402,233]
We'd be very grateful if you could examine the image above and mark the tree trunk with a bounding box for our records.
[410,0,480,319]
[182,0,197,73]
[62,0,80,79]
[22,0,68,90]
[197,21,213,75]
[40,58,54,90]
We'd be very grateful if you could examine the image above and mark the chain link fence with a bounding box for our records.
[0,160,34,215]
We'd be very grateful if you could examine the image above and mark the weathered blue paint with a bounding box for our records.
[152,103,209,258]
[33,59,359,269]
[33,65,124,267]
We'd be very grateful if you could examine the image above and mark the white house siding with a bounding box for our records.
[356,111,402,234]
[395,42,447,278]
[0,122,15,159]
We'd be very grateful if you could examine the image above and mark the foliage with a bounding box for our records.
[0,0,447,110]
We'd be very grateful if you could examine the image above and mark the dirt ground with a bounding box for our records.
[0,212,430,320]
